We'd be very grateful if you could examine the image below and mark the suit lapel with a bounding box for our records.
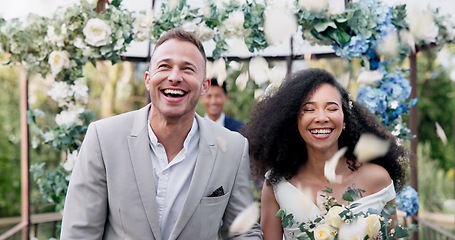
[169,115,218,239]
[127,104,161,240]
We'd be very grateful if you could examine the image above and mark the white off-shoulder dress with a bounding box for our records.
[272,178,396,240]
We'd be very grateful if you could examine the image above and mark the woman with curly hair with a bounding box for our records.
[243,68,407,239]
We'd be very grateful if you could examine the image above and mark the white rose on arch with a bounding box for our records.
[83,18,112,47]
[48,50,71,75]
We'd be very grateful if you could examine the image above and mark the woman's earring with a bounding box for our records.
[343,125,346,130]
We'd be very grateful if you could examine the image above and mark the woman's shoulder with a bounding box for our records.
[356,163,392,195]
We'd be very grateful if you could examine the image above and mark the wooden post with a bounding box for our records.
[409,52,419,240]
[19,66,30,240]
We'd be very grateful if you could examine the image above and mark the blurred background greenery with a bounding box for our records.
[0,44,454,235]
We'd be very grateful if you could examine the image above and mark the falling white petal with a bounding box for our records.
[435,122,448,146]
[267,64,287,84]
[400,29,416,53]
[376,31,399,59]
[328,0,345,15]
[354,134,390,163]
[264,8,297,45]
[229,61,243,71]
[406,4,439,44]
[324,147,347,183]
[254,89,265,101]
[216,137,227,152]
[357,69,384,85]
[212,58,227,85]
[229,202,260,236]
[206,61,214,79]
[263,82,281,98]
[235,71,249,91]
[443,199,455,213]
[249,57,269,86]
[338,218,368,240]
[228,38,250,58]
[298,0,329,12]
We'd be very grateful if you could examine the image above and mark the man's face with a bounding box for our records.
[144,39,209,121]
[200,85,227,120]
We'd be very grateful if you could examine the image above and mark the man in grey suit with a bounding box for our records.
[60,28,262,240]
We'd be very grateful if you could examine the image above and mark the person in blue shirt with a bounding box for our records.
[200,78,244,132]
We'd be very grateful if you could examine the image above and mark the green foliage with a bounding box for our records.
[31,163,69,212]
[242,1,268,53]
[417,48,455,170]
[0,65,21,217]
[417,142,454,212]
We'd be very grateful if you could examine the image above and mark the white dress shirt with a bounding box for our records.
[204,112,225,126]
[147,118,199,240]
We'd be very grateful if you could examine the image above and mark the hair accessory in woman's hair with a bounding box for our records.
[348,94,353,109]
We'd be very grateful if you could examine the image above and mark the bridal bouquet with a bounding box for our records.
[277,187,410,240]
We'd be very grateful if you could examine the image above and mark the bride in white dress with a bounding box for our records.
[243,69,407,240]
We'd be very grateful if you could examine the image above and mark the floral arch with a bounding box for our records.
[0,0,453,216]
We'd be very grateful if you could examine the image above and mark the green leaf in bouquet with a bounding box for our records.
[394,225,410,238]
[276,209,286,218]
[342,188,357,202]
[283,214,295,227]
[314,21,337,32]
[323,186,333,194]
[348,203,361,209]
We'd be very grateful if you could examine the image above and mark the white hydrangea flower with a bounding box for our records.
[194,23,214,42]
[71,80,89,104]
[67,102,86,114]
[48,50,71,75]
[220,11,246,37]
[46,26,65,47]
[73,38,88,49]
[83,18,112,47]
[43,131,57,142]
[63,150,78,172]
[48,81,73,107]
[55,110,79,128]
[132,12,153,41]
[266,0,298,13]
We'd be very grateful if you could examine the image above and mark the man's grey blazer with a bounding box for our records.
[60,104,262,239]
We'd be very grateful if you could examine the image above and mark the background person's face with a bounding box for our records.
[200,85,227,120]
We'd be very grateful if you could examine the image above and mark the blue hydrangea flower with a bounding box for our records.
[396,186,419,216]
[356,86,387,115]
[333,36,369,59]
[380,73,412,102]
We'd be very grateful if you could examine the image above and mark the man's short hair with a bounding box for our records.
[210,78,227,94]
[153,28,206,61]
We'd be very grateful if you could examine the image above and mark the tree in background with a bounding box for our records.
[417,46,455,171]
[0,65,21,217]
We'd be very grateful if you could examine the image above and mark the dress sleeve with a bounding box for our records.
[352,181,396,214]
